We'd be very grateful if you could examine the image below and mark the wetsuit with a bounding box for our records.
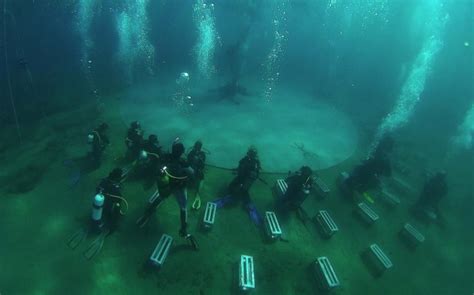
[142,139,162,176]
[125,127,144,158]
[187,147,206,187]
[417,174,447,211]
[141,152,194,236]
[228,155,261,204]
[90,128,109,166]
[346,154,391,193]
[96,177,122,233]
[213,152,263,226]
[281,172,313,209]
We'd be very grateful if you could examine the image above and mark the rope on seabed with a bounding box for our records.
[3,0,21,140]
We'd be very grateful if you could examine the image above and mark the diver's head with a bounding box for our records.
[109,168,123,182]
[131,121,140,129]
[98,122,108,132]
[148,134,158,144]
[171,142,185,159]
[435,170,447,180]
[193,140,203,151]
[300,166,313,178]
[247,145,258,158]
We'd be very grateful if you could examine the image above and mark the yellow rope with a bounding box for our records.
[164,168,188,180]
[92,130,102,144]
[105,193,129,215]
[146,152,160,159]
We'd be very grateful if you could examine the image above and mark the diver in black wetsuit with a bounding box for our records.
[88,122,110,167]
[415,171,448,215]
[136,142,198,250]
[229,146,261,202]
[141,134,162,177]
[210,26,252,104]
[96,168,126,234]
[125,121,144,159]
[342,135,394,197]
[214,146,263,225]
[277,166,314,211]
[187,140,206,209]
[67,168,128,259]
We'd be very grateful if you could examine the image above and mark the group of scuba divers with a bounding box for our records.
[76,121,448,259]
[78,120,314,258]
[339,135,448,221]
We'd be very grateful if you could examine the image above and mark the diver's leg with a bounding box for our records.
[83,227,110,260]
[179,208,188,236]
[176,189,199,250]
[228,176,241,194]
[245,197,262,226]
[175,188,188,236]
[136,193,167,227]
[242,178,256,193]
[67,227,89,249]
[107,203,122,234]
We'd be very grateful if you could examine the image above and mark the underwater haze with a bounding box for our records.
[0,0,473,294]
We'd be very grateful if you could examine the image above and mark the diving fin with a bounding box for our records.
[213,195,233,209]
[136,205,159,228]
[136,214,151,228]
[185,234,199,251]
[67,228,88,250]
[247,203,262,226]
[83,229,109,260]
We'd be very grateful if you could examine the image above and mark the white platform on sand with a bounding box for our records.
[120,79,358,172]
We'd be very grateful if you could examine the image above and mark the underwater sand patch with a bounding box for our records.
[120,81,358,172]
[1,140,61,194]
[3,163,47,194]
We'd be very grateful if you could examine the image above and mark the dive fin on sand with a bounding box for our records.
[247,203,262,226]
[136,214,151,228]
[83,229,110,260]
[67,228,88,250]
[185,234,199,251]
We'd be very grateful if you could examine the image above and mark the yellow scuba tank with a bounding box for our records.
[363,192,375,204]
[158,166,170,187]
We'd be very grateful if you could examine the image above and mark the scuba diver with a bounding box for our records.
[95,168,128,234]
[214,146,263,226]
[136,142,198,250]
[187,140,207,210]
[139,134,163,177]
[125,121,144,160]
[211,78,251,104]
[341,135,394,198]
[209,25,252,105]
[67,168,129,260]
[88,122,110,167]
[225,25,250,82]
[277,166,313,212]
[415,171,448,219]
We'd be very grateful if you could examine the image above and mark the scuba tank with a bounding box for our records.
[158,166,170,187]
[139,150,148,161]
[87,133,94,144]
[91,193,105,229]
